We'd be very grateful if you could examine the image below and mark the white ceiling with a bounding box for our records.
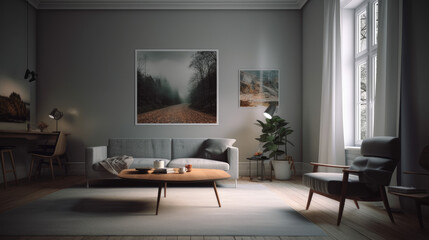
[27,0,309,10]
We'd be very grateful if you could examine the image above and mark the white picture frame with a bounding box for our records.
[135,49,219,125]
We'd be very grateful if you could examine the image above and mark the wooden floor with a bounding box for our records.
[1,176,428,240]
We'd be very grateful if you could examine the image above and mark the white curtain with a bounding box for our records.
[318,0,345,168]
[374,0,402,209]
[374,0,402,137]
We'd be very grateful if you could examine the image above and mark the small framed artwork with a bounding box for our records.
[239,69,279,107]
[0,80,30,123]
[135,49,218,125]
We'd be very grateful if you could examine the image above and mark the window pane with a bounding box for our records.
[373,55,377,88]
[373,1,379,45]
[357,61,368,141]
[358,10,367,52]
[360,103,367,139]
[358,62,368,103]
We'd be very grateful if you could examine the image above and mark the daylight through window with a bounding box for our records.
[355,0,378,144]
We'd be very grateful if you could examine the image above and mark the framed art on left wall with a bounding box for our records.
[0,79,30,123]
[135,49,218,125]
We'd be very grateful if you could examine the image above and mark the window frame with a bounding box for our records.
[354,0,378,145]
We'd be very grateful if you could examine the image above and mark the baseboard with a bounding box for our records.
[239,161,307,177]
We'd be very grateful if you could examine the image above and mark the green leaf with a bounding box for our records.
[255,115,294,160]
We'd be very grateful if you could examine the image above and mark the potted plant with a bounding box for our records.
[37,121,48,132]
[255,115,295,180]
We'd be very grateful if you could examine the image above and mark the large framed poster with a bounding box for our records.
[135,49,218,125]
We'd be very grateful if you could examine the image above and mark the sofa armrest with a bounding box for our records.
[85,146,107,178]
[227,146,239,180]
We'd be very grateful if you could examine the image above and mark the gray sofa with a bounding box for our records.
[86,138,239,187]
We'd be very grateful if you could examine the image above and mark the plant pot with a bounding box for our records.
[272,156,294,180]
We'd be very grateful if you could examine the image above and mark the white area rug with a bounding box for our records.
[0,184,325,236]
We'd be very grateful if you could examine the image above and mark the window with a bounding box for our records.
[354,0,378,145]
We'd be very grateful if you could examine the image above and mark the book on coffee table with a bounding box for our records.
[388,186,427,194]
[153,168,176,174]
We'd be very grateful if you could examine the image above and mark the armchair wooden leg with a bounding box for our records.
[416,200,424,229]
[337,195,347,225]
[306,190,314,210]
[354,200,360,209]
[337,171,350,225]
[380,186,395,223]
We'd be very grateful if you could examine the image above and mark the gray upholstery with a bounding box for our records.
[202,138,236,162]
[360,136,400,161]
[129,158,170,169]
[302,172,375,197]
[171,138,207,159]
[108,138,171,159]
[303,136,400,197]
[86,138,239,185]
[302,136,399,225]
[168,158,230,171]
[227,146,239,180]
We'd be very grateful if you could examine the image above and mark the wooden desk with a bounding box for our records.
[0,130,60,140]
[0,130,79,175]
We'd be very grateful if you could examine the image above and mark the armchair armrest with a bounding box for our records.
[85,146,107,178]
[227,146,239,180]
[310,162,349,172]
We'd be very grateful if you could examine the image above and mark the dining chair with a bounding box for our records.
[28,131,67,180]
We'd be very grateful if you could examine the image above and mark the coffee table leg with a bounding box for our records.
[164,182,167,198]
[156,184,162,215]
[213,181,221,207]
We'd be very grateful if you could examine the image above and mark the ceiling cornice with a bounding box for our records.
[27,0,41,8]
[30,0,308,10]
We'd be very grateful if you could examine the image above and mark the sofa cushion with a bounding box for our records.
[129,158,171,169]
[108,138,171,159]
[302,172,376,197]
[172,138,207,159]
[203,138,236,162]
[167,158,230,171]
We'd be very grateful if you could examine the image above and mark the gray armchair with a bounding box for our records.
[303,136,400,225]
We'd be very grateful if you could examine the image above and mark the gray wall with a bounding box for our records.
[401,0,429,212]
[36,10,303,175]
[0,0,37,182]
[302,0,323,171]
[0,0,37,126]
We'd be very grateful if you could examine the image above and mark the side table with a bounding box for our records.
[388,190,429,228]
[247,156,272,181]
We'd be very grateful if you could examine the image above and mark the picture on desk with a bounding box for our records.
[0,91,30,123]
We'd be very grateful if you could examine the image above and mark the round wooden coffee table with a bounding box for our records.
[118,168,231,215]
